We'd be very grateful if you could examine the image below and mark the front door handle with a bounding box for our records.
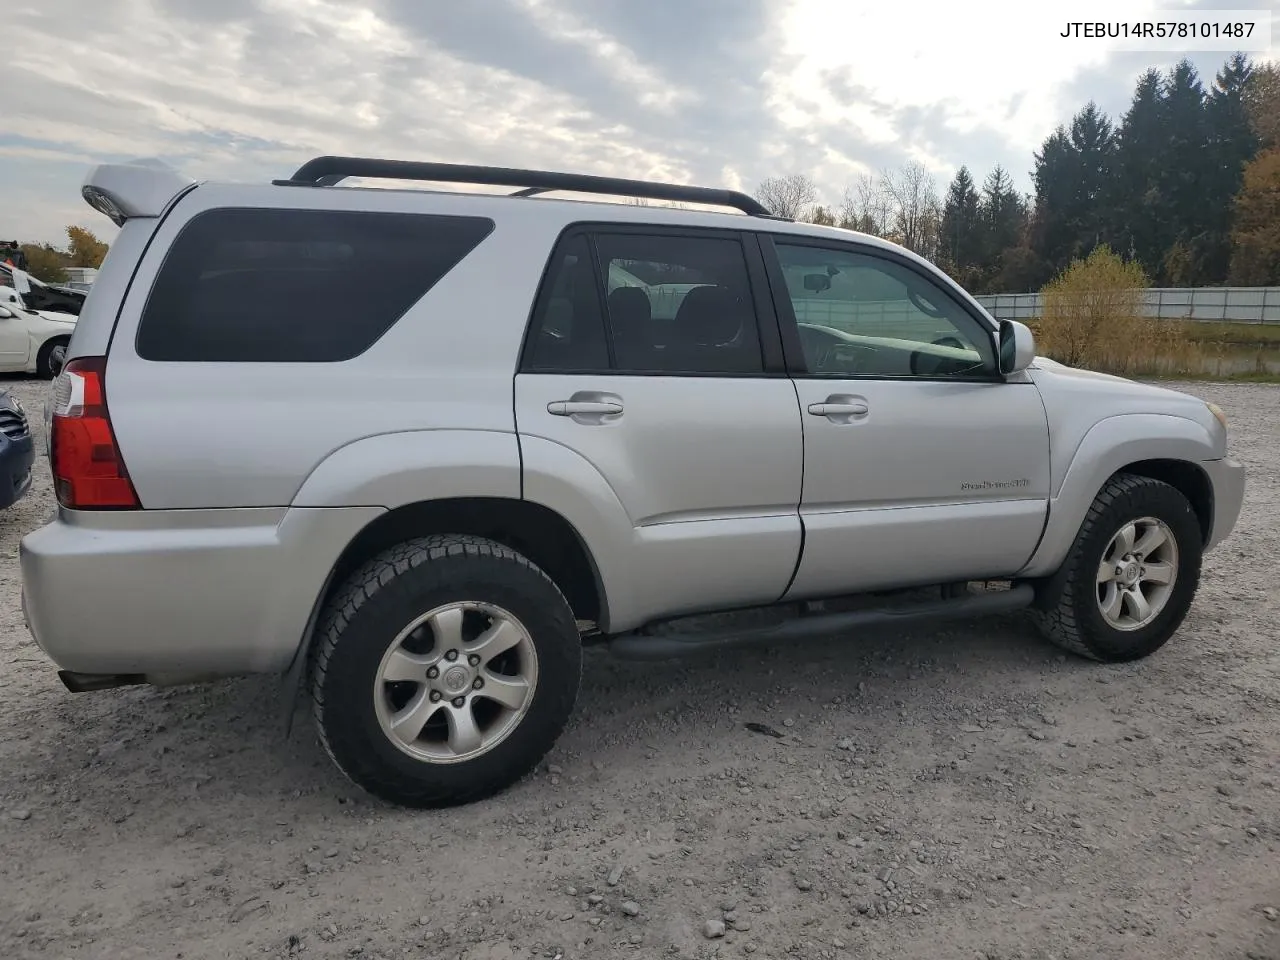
[807,394,869,423]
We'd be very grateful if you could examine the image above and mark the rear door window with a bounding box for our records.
[136,208,493,362]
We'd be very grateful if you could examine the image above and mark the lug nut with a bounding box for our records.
[445,650,459,662]
[468,654,481,667]
[426,666,439,679]
[429,690,442,702]
[473,677,484,690]
[452,697,466,708]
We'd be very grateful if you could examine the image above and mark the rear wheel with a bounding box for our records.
[1033,474,1202,662]
[311,535,582,808]
[36,337,68,379]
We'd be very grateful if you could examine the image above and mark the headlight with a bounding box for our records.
[1205,401,1228,431]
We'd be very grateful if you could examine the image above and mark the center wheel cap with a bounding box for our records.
[441,664,472,695]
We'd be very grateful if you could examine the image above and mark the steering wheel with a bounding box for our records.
[910,335,978,377]
[816,341,879,374]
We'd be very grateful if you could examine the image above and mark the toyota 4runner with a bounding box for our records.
[20,157,1245,809]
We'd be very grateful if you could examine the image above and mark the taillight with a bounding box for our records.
[49,356,140,509]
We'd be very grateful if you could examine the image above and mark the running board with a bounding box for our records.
[607,583,1035,661]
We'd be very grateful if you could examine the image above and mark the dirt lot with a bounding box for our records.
[0,377,1278,960]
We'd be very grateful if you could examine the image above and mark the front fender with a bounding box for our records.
[291,430,520,507]
[1018,413,1216,577]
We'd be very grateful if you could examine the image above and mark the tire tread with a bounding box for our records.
[1033,473,1199,662]
[310,534,579,808]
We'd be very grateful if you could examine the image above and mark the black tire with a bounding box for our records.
[36,337,68,379]
[1032,474,1202,662]
[310,534,582,808]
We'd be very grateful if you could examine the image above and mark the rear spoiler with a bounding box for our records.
[81,159,196,226]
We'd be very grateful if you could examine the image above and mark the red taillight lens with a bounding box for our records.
[49,356,139,509]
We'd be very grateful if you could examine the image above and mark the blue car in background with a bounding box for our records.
[0,389,34,508]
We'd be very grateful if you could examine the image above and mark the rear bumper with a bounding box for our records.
[0,431,34,509]
[1203,456,1245,552]
[20,505,381,681]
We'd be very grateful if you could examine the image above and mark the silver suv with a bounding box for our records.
[20,156,1245,809]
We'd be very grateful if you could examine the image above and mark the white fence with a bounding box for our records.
[975,287,1280,324]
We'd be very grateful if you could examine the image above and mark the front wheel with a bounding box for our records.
[36,338,68,379]
[1033,474,1203,662]
[311,535,582,808]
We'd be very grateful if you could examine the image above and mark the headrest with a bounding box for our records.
[674,285,742,345]
[607,286,650,318]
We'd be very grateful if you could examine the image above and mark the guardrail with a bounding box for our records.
[975,287,1280,324]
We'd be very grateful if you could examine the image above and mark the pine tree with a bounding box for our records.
[939,167,981,280]
[1030,126,1078,274]
[1154,60,1210,282]
[1109,69,1165,277]
[979,167,1027,267]
[1030,104,1115,277]
[1067,102,1116,256]
[1200,54,1260,281]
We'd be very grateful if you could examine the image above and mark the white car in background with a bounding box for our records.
[0,284,75,377]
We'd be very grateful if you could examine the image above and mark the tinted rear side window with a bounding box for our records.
[136,208,494,362]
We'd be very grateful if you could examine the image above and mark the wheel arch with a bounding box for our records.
[1019,413,1218,578]
[279,495,607,737]
[1115,458,1213,545]
[321,496,607,629]
[35,332,71,374]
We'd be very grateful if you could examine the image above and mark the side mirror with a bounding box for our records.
[998,319,1036,375]
[0,306,12,320]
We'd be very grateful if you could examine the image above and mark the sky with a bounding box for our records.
[2,0,1276,246]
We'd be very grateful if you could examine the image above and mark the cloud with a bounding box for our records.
[1,0,1275,244]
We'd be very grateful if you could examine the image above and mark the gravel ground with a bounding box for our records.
[1,376,1278,960]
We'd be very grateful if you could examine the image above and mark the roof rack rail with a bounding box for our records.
[275,156,781,219]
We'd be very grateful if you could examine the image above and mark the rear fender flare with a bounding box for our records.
[280,429,522,734]
[291,429,521,508]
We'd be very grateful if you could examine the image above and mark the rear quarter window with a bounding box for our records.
[135,208,494,362]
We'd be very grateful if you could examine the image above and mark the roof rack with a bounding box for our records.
[276,156,781,219]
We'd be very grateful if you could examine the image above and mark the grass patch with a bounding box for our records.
[1149,370,1280,384]
[1023,316,1280,380]
[1178,320,1280,345]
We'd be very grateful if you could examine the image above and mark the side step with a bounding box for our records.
[607,583,1035,661]
[57,671,147,693]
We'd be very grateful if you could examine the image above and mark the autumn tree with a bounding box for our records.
[1038,245,1154,373]
[1229,148,1280,285]
[17,244,69,284]
[66,226,109,268]
[753,174,817,220]
[1244,61,1280,147]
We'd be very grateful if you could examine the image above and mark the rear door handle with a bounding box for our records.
[547,399,623,418]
